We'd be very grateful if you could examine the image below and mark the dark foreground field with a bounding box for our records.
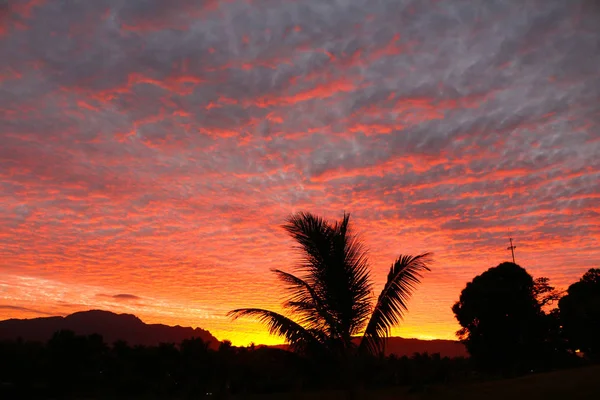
[244,365,600,400]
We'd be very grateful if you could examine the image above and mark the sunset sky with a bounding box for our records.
[1,0,599,346]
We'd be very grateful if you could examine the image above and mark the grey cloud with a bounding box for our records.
[112,294,141,300]
[97,293,141,301]
[0,305,57,316]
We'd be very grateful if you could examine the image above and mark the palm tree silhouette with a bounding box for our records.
[228,212,432,357]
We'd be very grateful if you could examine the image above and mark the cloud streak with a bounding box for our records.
[0,0,599,345]
[0,305,58,317]
[97,294,142,301]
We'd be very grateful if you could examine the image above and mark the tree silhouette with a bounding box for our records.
[452,262,553,373]
[228,212,432,358]
[559,268,600,360]
[533,277,563,307]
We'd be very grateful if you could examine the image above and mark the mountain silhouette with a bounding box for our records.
[0,309,220,348]
[269,337,467,358]
[0,310,466,357]
[382,337,467,357]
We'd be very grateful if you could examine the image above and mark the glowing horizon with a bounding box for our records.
[1,0,599,347]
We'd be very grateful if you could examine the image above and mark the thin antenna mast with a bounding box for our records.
[507,237,516,264]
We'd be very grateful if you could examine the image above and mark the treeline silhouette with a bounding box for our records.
[0,332,477,398]
[453,263,599,375]
[0,328,592,399]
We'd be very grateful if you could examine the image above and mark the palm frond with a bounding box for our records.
[329,213,373,339]
[283,212,374,346]
[227,308,323,353]
[340,227,373,336]
[273,269,340,335]
[360,253,432,355]
[282,212,333,273]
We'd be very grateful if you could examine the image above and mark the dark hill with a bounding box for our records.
[270,337,467,358]
[0,309,220,349]
[384,336,467,358]
[0,310,467,357]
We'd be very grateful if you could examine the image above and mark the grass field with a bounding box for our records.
[242,365,600,399]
